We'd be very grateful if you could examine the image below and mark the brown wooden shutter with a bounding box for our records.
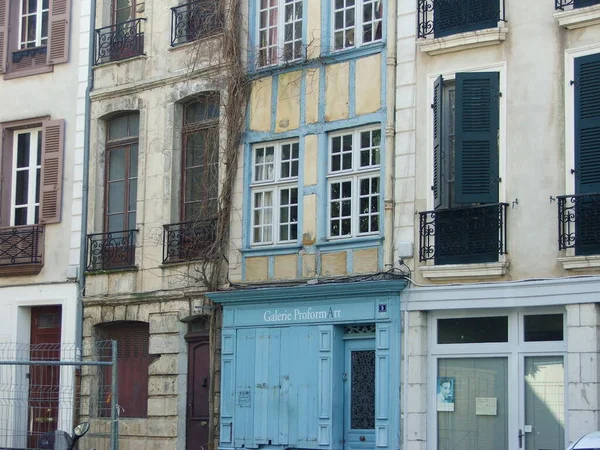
[47,0,70,64]
[0,0,8,73]
[39,120,65,224]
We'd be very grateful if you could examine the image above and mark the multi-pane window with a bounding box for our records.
[19,0,49,49]
[327,128,381,238]
[257,0,303,67]
[11,129,42,225]
[333,0,382,51]
[105,114,139,233]
[251,141,299,245]
[114,0,137,24]
[182,95,220,222]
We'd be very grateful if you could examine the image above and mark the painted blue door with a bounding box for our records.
[344,339,376,450]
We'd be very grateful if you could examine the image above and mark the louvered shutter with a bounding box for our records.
[0,0,8,73]
[47,0,71,64]
[454,72,499,204]
[39,120,65,224]
[574,53,600,195]
[573,0,600,7]
[433,75,443,209]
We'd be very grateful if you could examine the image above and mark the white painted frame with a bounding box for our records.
[326,126,381,239]
[331,0,383,51]
[426,62,508,210]
[250,140,299,245]
[564,43,600,195]
[426,308,568,450]
[256,0,304,68]
[18,0,49,49]
[11,128,42,226]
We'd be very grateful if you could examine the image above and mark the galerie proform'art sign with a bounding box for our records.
[263,307,342,323]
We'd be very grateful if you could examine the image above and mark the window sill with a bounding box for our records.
[241,244,302,256]
[316,235,383,251]
[554,4,600,29]
[4,64,53,80]
[94,54,147,69]
[169,32,223,51]
[417,25,509,56]
[0,263,43,277]
[419,261,509,280]
[86,266,138,275]
[558,254,600,271]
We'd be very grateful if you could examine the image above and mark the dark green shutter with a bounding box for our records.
[433,75,443,209]
[454,72,499,204]
[574,53,600,195]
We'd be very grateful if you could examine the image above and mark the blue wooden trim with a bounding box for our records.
[317,235,383,251]
[300,70,307,126]
[297,136,306,244]
[304,185,317,195]
[297,252,303,278]
[268,255,275,278]
[348,59,356,118]
[244,112,386,144]
[242,143,253,249]
[270,75,279,133]
[379,124,387,240]
[320,0,330,55]
[241,244,302,256]
[346,249,353,273]
[247,0,257,70]
[207,279,407,303]
[380,46,387,109]
[317,132,329,241]
[318,67,326,123]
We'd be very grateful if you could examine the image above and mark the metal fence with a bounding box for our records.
[0,341,118,450]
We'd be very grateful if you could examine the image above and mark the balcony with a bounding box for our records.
[0,226,44,276]
[558,194,600,258]
[171,0,224,47]
[87,230,137,272]
[419,203,508,266]
[555,0,600,28]
[162,219,217,264]
[417,0,507,55]
[94,18,146,65]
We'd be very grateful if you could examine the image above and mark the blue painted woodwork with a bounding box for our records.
[208,280,405,450]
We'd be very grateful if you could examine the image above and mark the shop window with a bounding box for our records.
[437,316,508,344]
[523,314,564,342]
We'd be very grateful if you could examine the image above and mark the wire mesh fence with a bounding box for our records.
[0,341,117,450]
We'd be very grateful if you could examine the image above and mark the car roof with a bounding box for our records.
[572,432,600,449]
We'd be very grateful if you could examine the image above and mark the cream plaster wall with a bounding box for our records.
[356,54,382,115]
[325,62,350,121]
[275,71,302,132]
[395,0,600,283]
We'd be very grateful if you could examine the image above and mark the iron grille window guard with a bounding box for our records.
[419,203,508,264]
[12,46,47,63]
[87,230,137,271]
[556,0,600,9]
[94,18,146,65]
[417,0,504,39]
[557,193,600,255]
[171,0,224,46]
[0,225,44,266]
[162,219,218,264]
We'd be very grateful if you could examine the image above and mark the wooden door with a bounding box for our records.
[186,335,210,450]
[28,306,62,448]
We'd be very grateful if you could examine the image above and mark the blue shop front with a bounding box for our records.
[207,279,406,450]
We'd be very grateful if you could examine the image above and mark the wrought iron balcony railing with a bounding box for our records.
[171,0,224,46]
[556,0,600,9]
[94,18,146,65]
[0,225,44,268]
[162,219,218,264]
[558,193,600,255]
[87,230,137,271]
[418,0,504,39]
[419,203,508,265]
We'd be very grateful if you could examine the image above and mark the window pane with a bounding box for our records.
[17,133,30,168]
[128,179,137,212]
[109,149,126,181]
[185,96,220,124]
[108,181,125,214]
[437,317,508,344]
[15,171,29,205]
[129,145,138,177]
[14,208,27,226]
[41,11,48,39]
[524,314,564,342]
[35,168,40,203]
[186,132,205,167]
[108,214,124,233]
[108,116,129,140]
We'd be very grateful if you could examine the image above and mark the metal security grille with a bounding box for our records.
[0,341,118,450]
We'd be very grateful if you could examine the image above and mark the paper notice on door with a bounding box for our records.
[475,397,497,416]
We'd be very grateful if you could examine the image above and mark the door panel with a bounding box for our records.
[522,356,565,450]
[344,339,375,450]
[186,337,210,450]
[28,306,62,449]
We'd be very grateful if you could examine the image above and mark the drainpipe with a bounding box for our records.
[383,0,397,270]
[76,0,96,353]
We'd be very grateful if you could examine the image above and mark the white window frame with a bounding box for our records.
[332,0,383,52]
[250,140,300,245]
[19,0,49,49]
[426,62,507,210]
[326,126,381,239]
[11,128,42,226]
[257,0,304,68]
